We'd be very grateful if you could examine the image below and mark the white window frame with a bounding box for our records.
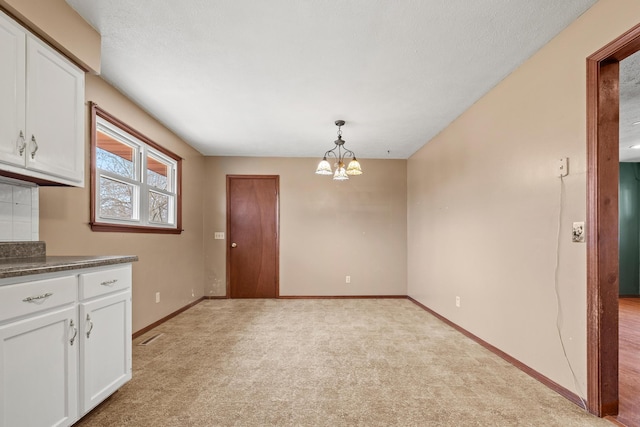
[90,103,182,234]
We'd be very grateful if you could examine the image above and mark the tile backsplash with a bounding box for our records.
[0,178,38,242]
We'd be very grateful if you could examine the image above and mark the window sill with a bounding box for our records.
[90,223,182,234]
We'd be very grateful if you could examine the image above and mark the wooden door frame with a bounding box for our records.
[225,174,280,298]
[587,23,640,417]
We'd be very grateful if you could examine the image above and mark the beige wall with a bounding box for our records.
[17,0,640,401]
[203,157,407,297]
[0,0,100,73]
[39,74,206,333]
[407,0,640,398]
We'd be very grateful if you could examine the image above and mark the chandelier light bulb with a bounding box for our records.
[346,158,362,175]
[333,163,349,181]
[315,157,333,175]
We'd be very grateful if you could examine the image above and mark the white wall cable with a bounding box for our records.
[554,175,588,410]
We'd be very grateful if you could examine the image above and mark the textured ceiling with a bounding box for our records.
[66,0,598,159]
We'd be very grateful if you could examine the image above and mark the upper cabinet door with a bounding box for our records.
[25,34,84,185]
[0,13,26,168]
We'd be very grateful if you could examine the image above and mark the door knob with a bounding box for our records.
[231,243,237,248]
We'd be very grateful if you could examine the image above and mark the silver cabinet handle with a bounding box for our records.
[100,279,118,286]
[30,135,38,159]
[69,319,78,346]
[23,292,53,302]
[86,314,94,338]
[17,130,26,156]
[231,242,237,248]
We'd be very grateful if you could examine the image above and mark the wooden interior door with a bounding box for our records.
[227,175,279,298]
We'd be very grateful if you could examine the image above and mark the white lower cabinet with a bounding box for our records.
[0,264,133,427]
[0,305,78,427]
[79,290,132,414]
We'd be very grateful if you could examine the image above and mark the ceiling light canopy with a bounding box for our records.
[315,120,362,181]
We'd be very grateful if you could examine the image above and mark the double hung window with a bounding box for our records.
[90,103,181,233]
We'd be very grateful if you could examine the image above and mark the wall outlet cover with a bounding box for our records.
[558,157,569,177]
[572,222,585,243]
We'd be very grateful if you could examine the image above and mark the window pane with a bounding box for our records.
[147,155,169,190]
[100,176,135,220]
[96,130,135,179]
[149,191,170,224]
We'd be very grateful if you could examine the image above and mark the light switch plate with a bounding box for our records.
[572,222,585,243]
[214,232,225,240]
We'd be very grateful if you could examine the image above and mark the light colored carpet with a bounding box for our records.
[73,299,611,426]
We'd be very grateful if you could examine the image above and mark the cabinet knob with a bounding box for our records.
[30,135,38,159]
[22,292,53,302]
[69,319,78,346]
[17,131,26,156]
[86,314,94,338]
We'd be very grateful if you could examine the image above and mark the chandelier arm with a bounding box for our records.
[342,148,356,159]
[325,148,338,159]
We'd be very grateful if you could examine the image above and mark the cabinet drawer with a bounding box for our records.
[79,266,131,300]
[0,275,76,323]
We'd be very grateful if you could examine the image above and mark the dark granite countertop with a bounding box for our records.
[0,255,138,279]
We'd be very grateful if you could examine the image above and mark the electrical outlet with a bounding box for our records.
[155,292,160,303]
[572,222,585,243]
[345,275,351,284]
[455,296,461,307]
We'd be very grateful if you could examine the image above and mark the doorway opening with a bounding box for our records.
[586,22,640,417]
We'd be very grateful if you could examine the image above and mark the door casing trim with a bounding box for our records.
[586,22,640,417]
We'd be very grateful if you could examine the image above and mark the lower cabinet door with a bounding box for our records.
[79,290,132,414]
[0,305,78,427]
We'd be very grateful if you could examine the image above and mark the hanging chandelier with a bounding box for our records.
[315,120,363,180]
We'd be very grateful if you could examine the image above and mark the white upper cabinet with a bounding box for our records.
[25,35,84,185]
[0,12,26,169]
[0,12,84,187]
